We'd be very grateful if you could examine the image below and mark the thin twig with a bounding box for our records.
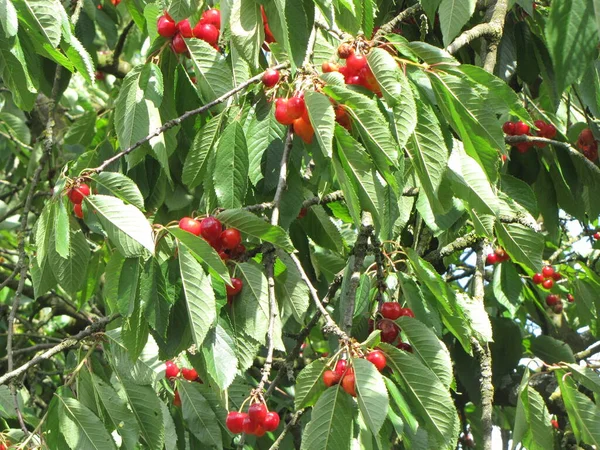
[112,21,135,66]
[375,3,423,39]
[268,409,305,450]
[575,341,600,361]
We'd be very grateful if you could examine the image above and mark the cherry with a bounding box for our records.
[226,278,243,296]
[73,203,83,219]
[514,121,530,135]
[199,217,222,242]
[194,23,219,44]
[542,278,554,289]
[578,128,595,145]
[380,302,401,320]
[255,425,266,437]
[551,419,559,430]
[171,33,187,54]
[398,307,415,318]
[248,403,267,425]
[485,253,498,265]
[242,415,258,434]
[201,8,221,30]
[293,117,314,144]
[553,303,563,314]
[378,320,399,343]
[297,207,308,219]
[502,121,515,135]
[157,16,177,37]
[274,98,295,125]
[231,244,246,257]
[346,53,368,74]
[179,217,201,236]
[219,251,229,261]
[287,96,306,120]
[346,75,363,86]
[337,43,354,59]
[545,294,560,306]
[226,411,247,434]
[173,390,181,407]
[263,411,280,431]
[262,69,280,87]
[567,293,575,303]
[544,123,557,139]
[594,232,600,240]
[181,367,198,381]
[366,350,387,371]
[220,228,242,250]
[68,183,91,204]
[334,359,348,376]
[532,273,544,284]
[177,19,193,38]
[95,71,105,81]
[494,247,509,261]
[323,369,340,387]
[322,61,339,73]
[165,360,179,379]
[341,370,356,396]
[397,342,413,352]
[551,272,562,281]
[542,266,555,278]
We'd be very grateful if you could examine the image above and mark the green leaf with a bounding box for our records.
[121,292,148,361]
[85,195,154,257]
[182,112,225,189]
[275,250,310,325]
[178,381,223,449]
[15,0,62,47]
[57,396,117,450]
[530,335,575,364]
[230,0,262,67]
[300,385,355,450]
[217,208,294,252]
[380,344,459,446]
[396,317,453,389]
[367,48,402,107]
[305,91,335,158]
[213,121,249,209]
[119,380,165,450]
[545,0,598,93]
[390,71,417,149]
[54,199,70,258]
[106,330,163,385]
[494,222,543,273]
[420,0,442,22]
[512,371,553,450]
[0,0,18,38]
[186,38,233,103]
[492,262,523,316]
[301,205,345,253]
[49,222,90,295]
[353,358,389,434]
[295,359,328,409]
[0,34,36,110]
[31,252,57,298]
[140,259,172,338]
[200,323,238,390]
[166,0,190,22]
[92,172,145,210]
[178,244,216,348]
[438,0,476,46]
[61,33,95,84]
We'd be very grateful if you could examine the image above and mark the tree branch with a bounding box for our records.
[268,409,305,450]
[375,3,423,38]
[446,22,500,55]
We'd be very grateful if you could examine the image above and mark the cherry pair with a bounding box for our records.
[226,403,280,435]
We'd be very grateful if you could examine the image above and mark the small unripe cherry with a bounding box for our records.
[181,367,198,381]
[226,411,246,434]
[201,8,221,30]
[502,121,515,135]
[263,411,280,431]
[248,403,268,424]
[323,369,340,387]
[193,23,219,44]
[545,294,560,306]
[220,228,242,250]
[366,350,387,371]
[542,278,554,289]
[226,278,243,296]
[381,302,401,320]
[179,217,202,236]
[73,203,84,219]
[68,183,91,204]
[532,273,544,284]
[165,360,179,379]
[177,19,193,38]
[262,68,280,87]
[157,16,177,37]
[542,265,555,278]
[398,307,415,318]
[514,121,530,135]
[171,33,187,54]
[337,43,354,59]
[341,371,356,396]
[322,61,339,73]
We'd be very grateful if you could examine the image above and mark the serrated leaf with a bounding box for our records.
[530,335,575,364]
[166,0,190,22]
[0,0,18,38]
[57,396,117,450]
[92,172,145,210]
[182,112,225,189]
[201,323,238,390]
[439,0,476,46]
[119,380,165,450]
[275,250,310,324]
[213,121,248,209]
[85,195,154,257]
[217,208,294,252]
[353,358,389,434]
[178,244,216,348]
[495,222,543,273]
[49,222,90,295]
[16,0,62,47]
[295,359,328,409]
[62,34,95,84]
[0,34,36,110]
[186,38,233,103]
[390,71,417,149]
[512,371,553,450]
[492,262,523,317]
[178,381,223,448]
[106,330,163,385]
[230,0,262,67]
[305,91,335,158]
[54,199,70,258]
[367,48,402,107]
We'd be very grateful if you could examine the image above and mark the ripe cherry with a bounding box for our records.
[551,272,562,281]
[337,43,354,59]
[293,117,314,144]
[157,16,177,37]
[545,294,560,306]
[274,98,295,125]
[366,350,387,371]
[323,369,340,387]
[255,425,266,437]
[73,203,84,219]
[226,411,246,434]
[165,360,179,379]
[542,266,555,278]
[201,8,221,30]
[297,207,308,219]
[242,415,258,434]
[594,232,600,240]
[341,371,356,396]
[287,96,306,120]
[219,251,229,261]
[502,121,515,135]
[334,359,348,376]
[553,303,563,314]
[485,253,498,265]
[263,411,280,431]
[181,367,198,381]
[398,307,415,318]
[194,23,219,44]
[579,128,595,145]
[199,217,222,242]
[378,320,399,343]
[346,75,363,86]
[248,403,268,425]
[177,19,193,38]
[68,183,91,204]
[95,71,105,81]
[171,33,187,54]
[532,273,544,284]
[179,217,201,236]
[322,61,339,73]
[567,293,575,303]
[262,69,280,87]
[397,342,413,352]
[514,121,530,135]
[346,53,368,74]
[173,390,181,406]
[226,278,243,296]
[220,228,241,250]
[380,302,401,320]
[551,419,559,429]
[542,278,554,289]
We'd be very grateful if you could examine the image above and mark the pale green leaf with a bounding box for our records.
[295,359,328,409]
[186,38,233,103]
[182,112,225,189]
[16,0,62,47]
[367,48,402,107]
[495,222,543,273]
[57,396,117,450]
[305,90,335,158]
[201,324,238,390]
[0,0,18,38]
[178,381,223,448]
[439,0,476,46]
[230,0,262,67]
[353,358,389,434]
[92,172,145,210]
[213,122,248,209]
[119,380,165,450]
[49,222,89,295]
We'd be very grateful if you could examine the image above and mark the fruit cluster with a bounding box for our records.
[164,360,201,407]
[226,403,280,436]
[532,265,561,289]
[67,183,91,219]
[322,350,387,397]
[503,120,556,153]
[370,302,414,351]
[577,128,598,162]
[157,9,221,55]
[486,247,510,265]
[272,94,315,144]
[321,44,381,96]
[545,294,564,314]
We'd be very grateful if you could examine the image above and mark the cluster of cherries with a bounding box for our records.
[226,402,280,436]
[532,265,561,290]
[157,9,221,55]
[577,128,598,162]
[485,247,510,265]
[322,351,387,397]
[370,302,414,352]
[544,293,573,314]
[268,89,315,144]
[502,120,557,153]
[164,360,201,406]
[67,183,91,219]
[322,43,381,96]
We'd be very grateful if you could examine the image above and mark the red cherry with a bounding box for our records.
[551,419,559,429]
[181,367,198,381]
[226,411,246,434]
[165,360,179,379]
[341,371,356,397]
[201,8,221,30]
[346,53,368,74]
[220,228,242,250]
[334,359,348,377]
[67,183,91,204]
[514,121,530,135]
[173,390,181,407]
[293,117,314,144]
[255,425,266,437]
[218,251,229,261]
[179,217,202,236]
[397,342,413,352]
[95,71,105,81]
[366,350,387,371]
[594,232,600,240]
[323,370,340,387]
[542,266,555,278]
[544,123,557,139]
[322,61,339,73]
[532,273,544,284]
[579,128,595,145]
[551,272,562,281]
[157,16,177,37]
[542,278,554,289]
[274,98,295,125]
[545,294,560,306]
[553,303,564,314]
[242,415,258,434]
[248,403,268,425]
[73,203,83,219]
[486,253,498,265]
[346,75,363,86]
[380,302,401,320]
[171,33,187,54]
[567,293,575,303]
[398,307,415,318]
[337,43,354,59]
[199,217,222,242]
[226,278,243,296]
[502,121,515,135]
[378,320,399,343]
[263,411,280,431]
[287,96,306,120]
[177,19,193,38]
[193,23,219,45]
[297,207,307,219]
[262,69,280,87]
[230,244,246,258]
